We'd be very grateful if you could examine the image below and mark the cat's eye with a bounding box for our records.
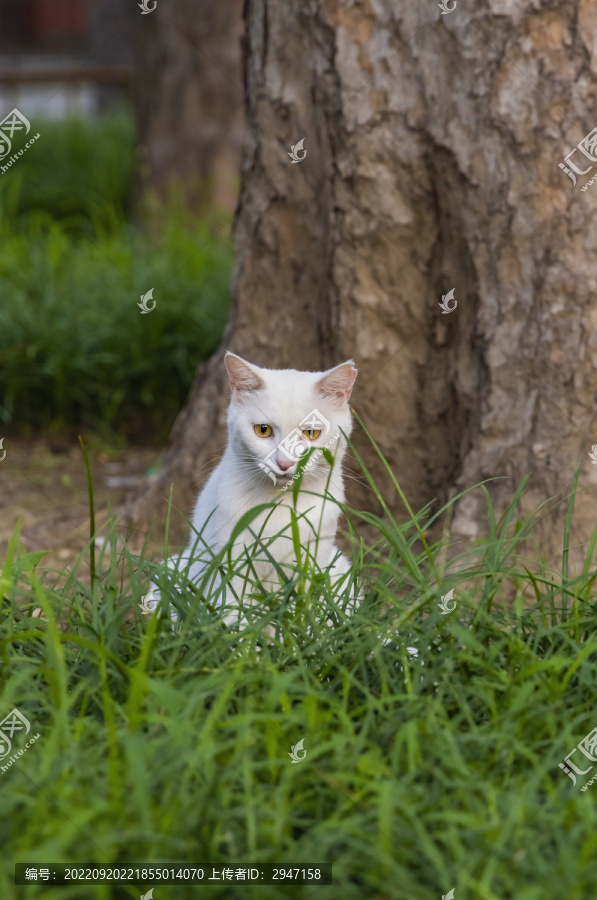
[254,424,273,438]
[302,428,321,440]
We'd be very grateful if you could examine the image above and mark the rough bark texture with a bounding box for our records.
[127,0,597,565]
[131,0,244,211]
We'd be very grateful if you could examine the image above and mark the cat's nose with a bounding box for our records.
[276,457,295,472]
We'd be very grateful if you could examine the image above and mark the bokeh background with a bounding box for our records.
[1,0,596,580]
[2,4,597,899]
[0,0,243,560]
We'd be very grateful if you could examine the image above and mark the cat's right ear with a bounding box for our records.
[315,360,358,405]
[224,352,265,393]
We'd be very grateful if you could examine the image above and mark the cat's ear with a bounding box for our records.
[315,360,358,404]
[224,352,265,393]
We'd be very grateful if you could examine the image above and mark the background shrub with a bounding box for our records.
[0,114,232,441]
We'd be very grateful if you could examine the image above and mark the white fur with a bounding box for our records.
[156,353,359,629]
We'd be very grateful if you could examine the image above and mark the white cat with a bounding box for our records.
[156,352,359,629]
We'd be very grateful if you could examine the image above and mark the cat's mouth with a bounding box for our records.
[275,472,295,484]
[260,459,321,488]
[262,466,299,487]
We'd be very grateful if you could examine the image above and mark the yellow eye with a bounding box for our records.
[254,424,273,438]
[302,428,321,441]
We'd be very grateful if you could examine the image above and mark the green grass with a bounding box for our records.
[0,114,233,440]
[1,440,596,899]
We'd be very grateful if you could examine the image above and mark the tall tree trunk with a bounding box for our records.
[131,0,244,211]
[127,0,597,564]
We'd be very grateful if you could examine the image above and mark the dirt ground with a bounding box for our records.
[0,435,183,583]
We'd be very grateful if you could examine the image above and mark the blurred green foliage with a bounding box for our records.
[0,114,233,441]
[0,113,135,226]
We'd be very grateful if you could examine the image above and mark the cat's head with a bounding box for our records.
[224,353,358,489]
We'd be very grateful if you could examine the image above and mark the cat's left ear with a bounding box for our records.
[315,360,358,404]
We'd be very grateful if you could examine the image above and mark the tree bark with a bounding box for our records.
[130,0,244,211]
[127,0,597,564]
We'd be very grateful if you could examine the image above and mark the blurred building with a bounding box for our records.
[0,0,89,52]
[0,0,131,118]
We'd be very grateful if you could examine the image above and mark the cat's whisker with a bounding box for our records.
[342,472,368,487]
[191,456,230,489]
[196,451,228,474]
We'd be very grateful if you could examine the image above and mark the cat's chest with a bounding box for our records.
[233,498,337,569]
[219,489,338,547]
[252,493,331,533]
[193,468,341,550]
